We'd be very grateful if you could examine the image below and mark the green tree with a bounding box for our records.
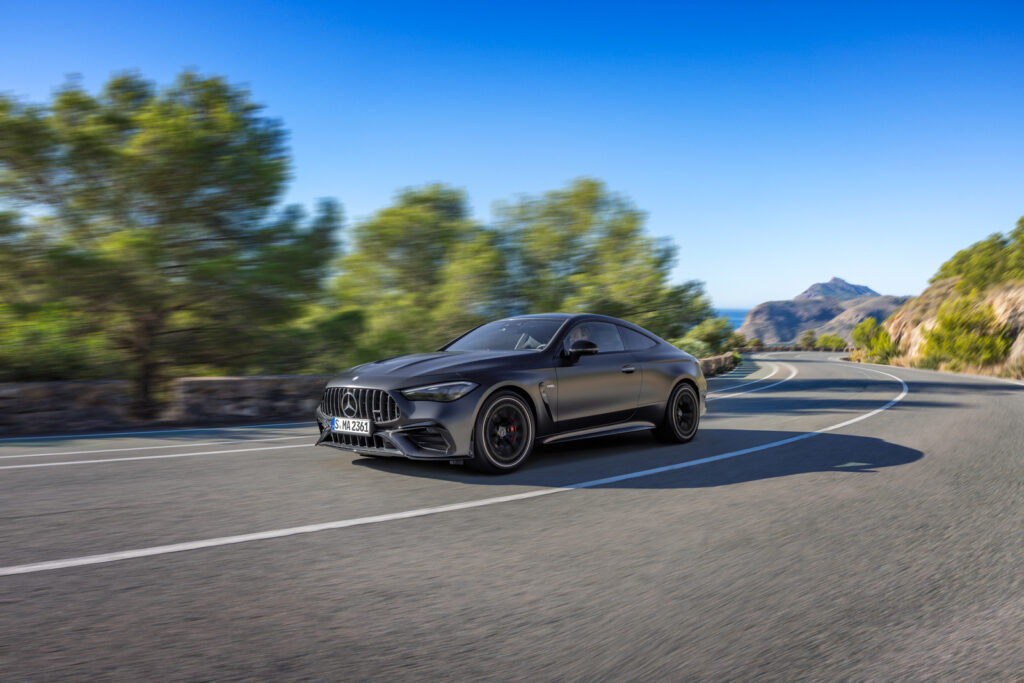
[494,178,712,338]
[932,217,1024,293]
[0,72,339,412]
[333,185,500,359]
[726,331,748,350]
[799,329,817,349]
[333,178,715,362]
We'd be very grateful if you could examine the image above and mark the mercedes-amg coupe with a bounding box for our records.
[315,313,706,473]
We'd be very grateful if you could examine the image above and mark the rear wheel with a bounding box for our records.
[469,391,535,473]
[655,382,700,443]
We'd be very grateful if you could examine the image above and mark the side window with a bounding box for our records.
[563,322,625,354]
[618,326,657,351]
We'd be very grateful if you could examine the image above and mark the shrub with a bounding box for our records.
[851,317,897,363]
[677,317,732,356]
[815,334,847,351]
[921,296,1011,367]
[674,338,712,359]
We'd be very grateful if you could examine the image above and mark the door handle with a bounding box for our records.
[620,364,636,374]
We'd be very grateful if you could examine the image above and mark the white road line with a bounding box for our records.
[0,435,313,460]
[712,362,746,377]
[708,363,779,395]
[0,443,311,470]
[0,365,908,576]
[707,363,798,400]
[0,422,315,443]
[5,365,788,467]
[843,358,1024,387]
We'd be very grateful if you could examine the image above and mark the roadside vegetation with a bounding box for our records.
[851,221,1023,375]
[671,317,748,359]
[850,318,897,363]
[790,330,847,352]
[918,296,1012,370]
[0,71,741,414]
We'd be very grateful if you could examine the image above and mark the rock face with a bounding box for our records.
[737,277,905,344]
[795,277,879,300]
[885,279,1024,372]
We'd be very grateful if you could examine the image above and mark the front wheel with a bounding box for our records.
[469,391,535,473]
[655,382,700,443]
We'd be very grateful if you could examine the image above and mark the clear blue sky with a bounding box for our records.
[3,1,1023,307]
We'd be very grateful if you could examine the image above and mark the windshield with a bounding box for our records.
[444,319,564,352]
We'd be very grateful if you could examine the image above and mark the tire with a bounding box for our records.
[469,391,535,473]
[654,382,700,443]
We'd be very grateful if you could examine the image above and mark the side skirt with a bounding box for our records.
[542,421,656,445]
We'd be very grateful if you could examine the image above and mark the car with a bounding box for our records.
[314,313,706,473]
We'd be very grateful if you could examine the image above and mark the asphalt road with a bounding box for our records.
[2,353,1022,680]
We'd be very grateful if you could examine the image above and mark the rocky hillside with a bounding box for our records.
[795,277,880,300]
[737,278,905,344]
[817,296,910,339]
[884,279,1024,372]
[737,299,844,344]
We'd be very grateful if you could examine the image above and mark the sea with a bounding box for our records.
[716,308,751,331]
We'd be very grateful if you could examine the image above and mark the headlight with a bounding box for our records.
[400,381,478,402]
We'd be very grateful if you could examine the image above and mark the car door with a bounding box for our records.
[554,321,642,430]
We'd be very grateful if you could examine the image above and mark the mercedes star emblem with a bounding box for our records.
[341,390,358,418]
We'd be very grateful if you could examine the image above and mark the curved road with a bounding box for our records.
[1,353,1022,680]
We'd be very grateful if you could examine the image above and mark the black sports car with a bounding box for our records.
[315,313,706,473]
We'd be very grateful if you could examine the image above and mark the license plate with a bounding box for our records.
[331,417,372,435]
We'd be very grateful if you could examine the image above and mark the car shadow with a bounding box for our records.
[351,428,923,489]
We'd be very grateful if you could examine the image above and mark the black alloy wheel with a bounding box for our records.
[655,382,700,443]
[470,391,535,473]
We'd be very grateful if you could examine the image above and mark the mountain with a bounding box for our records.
[794,277,880,300]
[816,296,911,339]
[737,299,846,344]
[736,278,906,344]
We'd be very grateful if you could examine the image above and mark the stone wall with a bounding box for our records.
[0,380,136,436]
[1,356,740,436]
[169,375,333,423]
[699,352,738,377]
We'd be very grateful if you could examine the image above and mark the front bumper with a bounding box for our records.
[315,407,458,460]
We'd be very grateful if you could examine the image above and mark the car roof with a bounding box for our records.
[504,312,644,327]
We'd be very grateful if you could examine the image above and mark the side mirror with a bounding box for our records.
[566,339,599,362]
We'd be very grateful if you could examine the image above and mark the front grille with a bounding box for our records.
[326,430,398,452]
[320,387,401,423]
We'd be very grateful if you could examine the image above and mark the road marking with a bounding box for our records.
[0,443,311,470]
[0,422,315,443]
[0,435,313,460]
[4,365,793,467]
[843,358,1024,387]
[708,363,779,395]
[0,365,908,576]
[711,362,746,377]
[707,363,798,400]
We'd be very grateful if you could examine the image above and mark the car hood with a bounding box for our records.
[328,350,539,388]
